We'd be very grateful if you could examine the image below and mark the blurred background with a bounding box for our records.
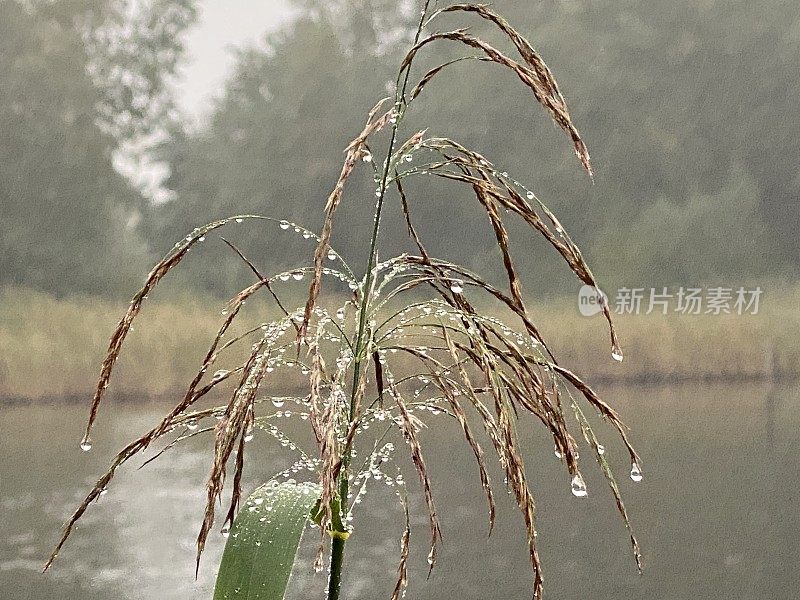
[1,1,798,599]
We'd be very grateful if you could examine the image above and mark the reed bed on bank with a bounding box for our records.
[1,286,794,401]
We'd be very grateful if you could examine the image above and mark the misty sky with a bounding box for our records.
[176,0,296,122]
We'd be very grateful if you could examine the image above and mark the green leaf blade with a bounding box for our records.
[214,480,321,600]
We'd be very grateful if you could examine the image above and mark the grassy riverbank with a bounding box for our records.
[0,285,796,400]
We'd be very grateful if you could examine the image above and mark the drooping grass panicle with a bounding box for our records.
[50,5,643,600]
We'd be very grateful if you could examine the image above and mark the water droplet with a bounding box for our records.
[279,220,290,230]
[272,398,285,408]
[427,548,435,565]
[526,191,535,200]
[244,429,255,442]
[554,444,562,459]
[80,437,92,452]
[630,462,643,482]
[348,281,358,291]
[327,250,337,261]
[292,271,304,281]
[612,343,624,362]
[362,152,373,163]
[279,273,291,281]
[597,444,605,455]
[213,369,229,380]
[235,218,243,223]
[186,418,199,431]
[221,526,230,538]
[336,308,345,320]
[571,473,588,497]
[449,280,464,294]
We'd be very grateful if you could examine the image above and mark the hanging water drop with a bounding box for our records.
[630,461,643,482]
[526,191,535,200]
[449,280,464,294]
[244,428,255,442]
[362,152,373,163]
[611,346,624,362]
[279,220,290,230]
[571,473,588,497]
[279,273,291,281]
[221,526,230,538]
[80,437,92,452]
[327,250,337,261]
[272,398,285,408]
[186,418,199,431]
[597,444,605,455]
[292,271,304,281]
[235,218,243,223]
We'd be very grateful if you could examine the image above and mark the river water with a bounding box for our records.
[1,381,798,599]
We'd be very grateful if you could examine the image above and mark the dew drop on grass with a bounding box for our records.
[597,444,605,455]
[336,308,345,320]
[554,444,562,459]
[612,343,624,362]
[327,250,337,261]
[244,428,255,442]
[235,218,243,223]
[630,461,643,482]
[527,191,535,200]
[279,220,290,230]
[279,273,291,282]
[80,437,92,452]
[292,271,304,281]
[571,473,588,497]
[449,280,464,294]
[186,419,198,431]
[221,527,230,538]
[272,398,285,408]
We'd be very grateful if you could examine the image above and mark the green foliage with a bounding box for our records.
[0,0,146,295]
[151,0,799,296]
[214,480,321,600]
[0,0,195,296]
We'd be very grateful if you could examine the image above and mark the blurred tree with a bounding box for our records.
[153,0,799,295]
[0,0,195,296]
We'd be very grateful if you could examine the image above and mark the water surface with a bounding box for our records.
[1,382,797,599]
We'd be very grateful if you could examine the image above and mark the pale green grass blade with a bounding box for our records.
[214,480,321,600]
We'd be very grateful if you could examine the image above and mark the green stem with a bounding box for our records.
[327,4,432,598]
[327,536,347,600]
